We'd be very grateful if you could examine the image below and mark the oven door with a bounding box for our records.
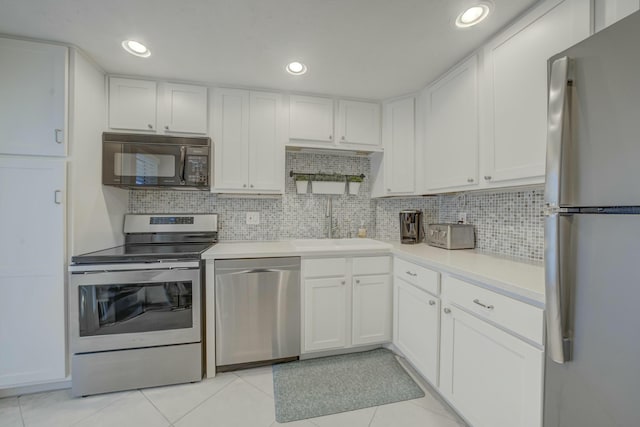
[70,263,201,353]
[103,141,186,187]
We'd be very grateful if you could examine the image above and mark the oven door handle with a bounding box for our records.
[179,146,187,184]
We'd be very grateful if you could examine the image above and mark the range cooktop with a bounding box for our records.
[71,243,215,264]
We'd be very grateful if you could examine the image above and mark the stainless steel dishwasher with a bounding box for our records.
[215,257,300,371]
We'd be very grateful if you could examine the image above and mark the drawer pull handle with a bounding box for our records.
[406,271,417,277]
[443,307,451,314]
[429,300,436,306]
[473,299,494,310]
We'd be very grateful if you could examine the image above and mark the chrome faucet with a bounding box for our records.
[325,197,337,239]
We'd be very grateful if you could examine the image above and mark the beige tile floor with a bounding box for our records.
[0,359,467,427]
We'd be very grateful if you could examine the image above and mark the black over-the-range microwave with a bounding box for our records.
[102,132,211,190]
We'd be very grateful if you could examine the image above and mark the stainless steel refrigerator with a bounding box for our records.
[543,11,640,427]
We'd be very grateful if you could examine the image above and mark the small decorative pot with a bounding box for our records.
[348,181,361,195]
[296,180,308,194]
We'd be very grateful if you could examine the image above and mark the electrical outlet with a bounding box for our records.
[246,212,260,225]
[457,212,467,224]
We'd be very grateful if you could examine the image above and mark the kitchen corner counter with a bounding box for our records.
[388,241,545,307]
[202,239,545,307]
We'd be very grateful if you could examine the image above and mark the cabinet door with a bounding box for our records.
[337,100,380,146]
[383,96,415,194]
[289,95,334,142]
[425,55,479,191]
[0,157,66,387]
[352,275,391,346]
[440,304,544,427]
[483,0,590,184]
[109,77,157,131]
[303,277,348,352]
[0,38,67,157]
[393,278,440,386]
[163,83,207,134]
[594,0,640,32]
[212,88,249,191]
[248,91,283,192]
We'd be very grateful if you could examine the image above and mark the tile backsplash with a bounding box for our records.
[129,152,545,262]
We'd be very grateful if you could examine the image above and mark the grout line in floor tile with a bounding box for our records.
[140,388,173,426]
[169,375,238,425]
[234,373,275,400]
[17,395,25,427]
[367,406,379,427]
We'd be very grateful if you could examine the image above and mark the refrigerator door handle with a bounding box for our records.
[545,213,571,363]
[545,56,572,208]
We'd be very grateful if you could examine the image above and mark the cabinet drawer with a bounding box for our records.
[303,258,347,278]
[353,256,391,276]
[394,257,439,296]
[443,276,544,345]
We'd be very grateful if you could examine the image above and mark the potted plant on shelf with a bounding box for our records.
[347,176,363,195]
[311,174,346,195]
[295,174,310,194]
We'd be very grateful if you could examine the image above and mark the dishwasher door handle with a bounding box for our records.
[223,268,287,275]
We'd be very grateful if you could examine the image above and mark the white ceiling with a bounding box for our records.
[0,0,539,100]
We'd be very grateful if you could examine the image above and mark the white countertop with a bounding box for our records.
[202,239,545,307]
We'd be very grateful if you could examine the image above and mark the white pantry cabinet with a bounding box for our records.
[482,0,591,185]
[0,157,66,387]
[289,95,334,143]
[425,55,479,191]
[394,276,440,387]
[0,38,67,157]
[212,88,284,194]
[302,256,391,353]
[440,275,544,427]
[337,100,381,147]
[381,96,416,195]
[109,77,208,134]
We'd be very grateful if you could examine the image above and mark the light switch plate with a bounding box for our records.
[246,212,260,225]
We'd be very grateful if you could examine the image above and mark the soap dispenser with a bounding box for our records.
[357,221,367,238]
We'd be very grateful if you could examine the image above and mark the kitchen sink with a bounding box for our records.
[291,238,391,251]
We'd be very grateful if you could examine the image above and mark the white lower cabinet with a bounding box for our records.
[303,277,348,352]
[439,304,544,427]
[393,277,440,386]
[302,256,391,353]
[352,274,392,345]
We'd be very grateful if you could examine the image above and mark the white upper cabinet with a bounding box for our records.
[337,100,381,147]
[425,55,479,191]
[0,38,67,157]
[212,88,284,193]
[109,77,208,134]
[289,95,334,142]
[482,0,591,185]
[162,83,208,134]
[594,0,639,32]
[109,77,157,132]
[382,96,416,195]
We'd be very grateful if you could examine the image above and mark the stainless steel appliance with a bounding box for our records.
[543,12,640,427]
[69,214,218,396]
[426,223,475,250]
[399,210,424,244]
[215,257,300,371]
[102,132,210,190]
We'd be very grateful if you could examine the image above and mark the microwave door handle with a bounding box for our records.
[179,146,187,184]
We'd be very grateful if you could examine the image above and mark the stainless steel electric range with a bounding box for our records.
[68,214,218,396]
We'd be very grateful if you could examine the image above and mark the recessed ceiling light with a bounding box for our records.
[122,40,151,58]
[456,4,491,28]
[286,61,307,75]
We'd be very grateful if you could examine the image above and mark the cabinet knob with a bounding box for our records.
[243,184,247,188]
[356,279,360,284]
[329,135,333,140]
[341,280,345,285]
[443,307,451,314]
[164,125,169,130]
[429,300,436,306]
[250,184,254,188]
[387,188,391,192]
[484,175,492,181]
[148,124,153,129]
[467,178,474,183]
[341,136,345,141]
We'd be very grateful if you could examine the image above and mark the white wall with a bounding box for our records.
[68,49,127,255]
